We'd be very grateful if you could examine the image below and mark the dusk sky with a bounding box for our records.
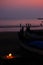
[0,0,43,19]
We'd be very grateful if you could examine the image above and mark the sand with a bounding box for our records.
[0,31,43,57]
[0,31,21,55]
[0,31,43,64]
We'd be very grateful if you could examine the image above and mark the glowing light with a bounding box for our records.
[4,53,16,59]
[9,53,12,57]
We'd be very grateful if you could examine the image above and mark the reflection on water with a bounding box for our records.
[0,28,20,32]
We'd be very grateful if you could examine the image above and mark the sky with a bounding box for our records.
[0,0,43,19]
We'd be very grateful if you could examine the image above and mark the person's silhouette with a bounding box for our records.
[26,24,30,32]
[40,23,42,27]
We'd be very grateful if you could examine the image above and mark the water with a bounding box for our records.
[0,19,43,32]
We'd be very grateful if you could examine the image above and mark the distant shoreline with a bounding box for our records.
[37,18,43,20]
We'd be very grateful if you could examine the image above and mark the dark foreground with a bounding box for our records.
[0,57,43,65]
[0,31,43,64]
[0,50,43,65]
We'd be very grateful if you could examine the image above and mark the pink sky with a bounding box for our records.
[0,0,43,8]
[0,0,43,18]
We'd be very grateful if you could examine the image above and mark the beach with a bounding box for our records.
[0,31,43,64]
[0,32,21,55]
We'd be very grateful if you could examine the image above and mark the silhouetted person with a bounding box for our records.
[21,26,24,35]
[28,24,30,29]
[26,24,30,32]
[19,26,24,40]
[26,24,28,28]
[20,24,22,27]
[25,24,27,32]
[40,23,42,27]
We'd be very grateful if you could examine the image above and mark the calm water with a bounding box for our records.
[0,19,43,32]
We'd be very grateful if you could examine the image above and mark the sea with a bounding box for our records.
[0,19,43,32]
